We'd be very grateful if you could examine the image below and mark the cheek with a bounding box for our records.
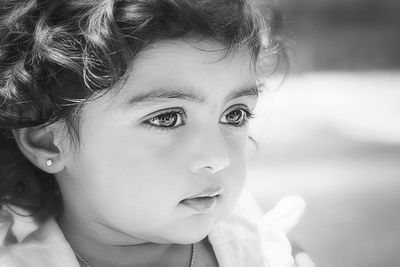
[81,133,182,197]
[65,114,184,208]
[224,130,249,191]
[65,135,186,232]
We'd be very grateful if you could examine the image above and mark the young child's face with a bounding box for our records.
[57,38,258,244]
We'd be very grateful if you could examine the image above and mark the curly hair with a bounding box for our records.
[0,0,285,216]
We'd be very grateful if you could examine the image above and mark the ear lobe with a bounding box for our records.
[12,125,66,174]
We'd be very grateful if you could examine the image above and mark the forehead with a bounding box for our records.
[117,39,257,100]
[133,39,255,73]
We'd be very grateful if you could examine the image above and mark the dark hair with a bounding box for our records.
[0,0,285,216]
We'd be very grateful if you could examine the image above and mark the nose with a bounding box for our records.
[188,126,230,174]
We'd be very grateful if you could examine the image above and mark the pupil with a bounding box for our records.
[158,113,176,126]
[227,110,242,123]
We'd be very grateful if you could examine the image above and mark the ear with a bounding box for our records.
[12,124,67,174]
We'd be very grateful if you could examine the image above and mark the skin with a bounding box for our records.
[51,39,259,266]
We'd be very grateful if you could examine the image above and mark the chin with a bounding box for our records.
[173,231,210,244]
[166,214,222,244]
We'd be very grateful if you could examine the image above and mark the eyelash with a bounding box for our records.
[221,107,255,128]
[142,105,255,132]
[142,107,187,132]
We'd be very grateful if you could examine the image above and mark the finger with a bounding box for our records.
[295,252,316,267]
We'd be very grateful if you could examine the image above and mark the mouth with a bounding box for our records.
[180,186,223,212]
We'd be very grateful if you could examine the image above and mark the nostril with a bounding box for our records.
[200,161,229,174]
[187,131,230,174]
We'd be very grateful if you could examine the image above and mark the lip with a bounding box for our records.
[180,196,220,212]
[180,186,223,212]
[185,186,223,199]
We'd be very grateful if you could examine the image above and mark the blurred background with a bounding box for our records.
[247,1,400,267]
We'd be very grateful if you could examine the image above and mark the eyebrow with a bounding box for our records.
[126,85,259,106]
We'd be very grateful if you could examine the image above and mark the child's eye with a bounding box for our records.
[220,105,255,127]
[143,108,185,129]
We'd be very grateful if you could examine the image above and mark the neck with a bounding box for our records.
[57,212,193,267]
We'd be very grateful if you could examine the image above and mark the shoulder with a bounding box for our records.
[0,207,79,267]
[208,190,306,267]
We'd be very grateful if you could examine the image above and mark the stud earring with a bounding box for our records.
[46,159,53,167]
